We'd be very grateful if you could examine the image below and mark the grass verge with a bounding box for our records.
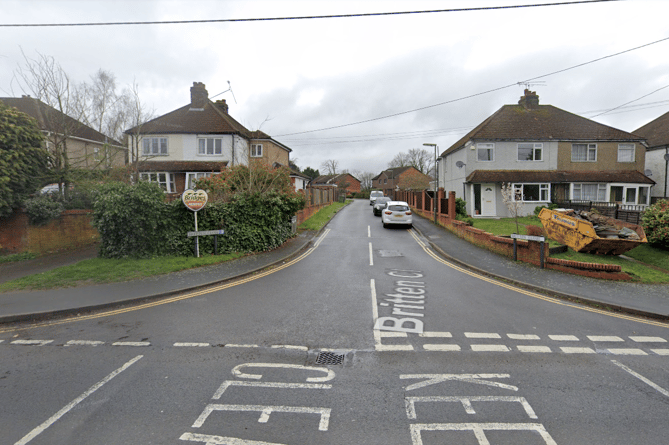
[298,200,350,231]
[469,216,669,283]
[0,252,245,292]
[0,252,37,264]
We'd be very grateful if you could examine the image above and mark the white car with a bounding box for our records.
[381,201,412,228]
[369,190,384,205]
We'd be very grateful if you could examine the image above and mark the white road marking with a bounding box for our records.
[112,341,150,347]
[560,347,595,354]
[651,349,669,355]
[368,225,371,238]
[420,331,452,337]
[14,355,143,445]
[174,342,210,347]
[401,374,518,392]
[180,432,285,444]
[612,360,669,398]
[380,331,408,337]
[517,345,552,353]
[471,344,509,352]
[192,404,331,431]
[212,381,332,399]
[630,336,666,343]
[65,340,104,346]
[225,344,259,348]
[369,242,373,266]
[410,423,557,445]
[11,340,53,346]
[507,334,540,340]
[271,345,308,351]
[371,279,414,350]
[423,344,461,351]
[465,332,501,339]
[587,336,623,342]
[607,348,647,355]
[549,335,579,341]
[405,396,538,419]
[377,344,415,351]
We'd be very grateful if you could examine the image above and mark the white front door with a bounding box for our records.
[481,183,496,216]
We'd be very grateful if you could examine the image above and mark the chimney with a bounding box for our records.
[190,82,208,109]
[518,89,539,109]
[215,99,228,114]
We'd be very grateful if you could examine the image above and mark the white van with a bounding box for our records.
[369,190,384,205]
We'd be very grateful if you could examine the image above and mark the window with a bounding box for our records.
[517,143,543,161]
[639,186,649,205]
[572,183,606,201]
[512,183,549,202]
[617,144,635,162]
[198,138,223,155]
[251,144,263,157]
[142,137,168,156]
[571,143,597,162]
[139,172,175,193]
[94,147,101,161]
[186,172,214,189]
[477,143,494,161]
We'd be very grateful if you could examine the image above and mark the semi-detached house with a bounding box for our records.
[438,90,654,218]
[125,82,291,196]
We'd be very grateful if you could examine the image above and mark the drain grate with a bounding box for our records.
[315,352,345,365]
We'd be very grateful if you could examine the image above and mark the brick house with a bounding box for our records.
[124,82,292,196]
[310,173,361,195]
[438,90,654,217]
[372,166,431,197]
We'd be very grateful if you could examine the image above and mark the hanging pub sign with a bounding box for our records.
[182,189,208,212]
[182,189,208,258]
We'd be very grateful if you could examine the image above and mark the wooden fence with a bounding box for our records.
[554,201,646,225]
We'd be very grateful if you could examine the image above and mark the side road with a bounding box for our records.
[0,207,667,324]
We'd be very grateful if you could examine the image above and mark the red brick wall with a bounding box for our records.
[0,210,99,255]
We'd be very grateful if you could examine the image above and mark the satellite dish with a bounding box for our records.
[645,169,653,176]
[664,153,669,161]
[455,161,465,168]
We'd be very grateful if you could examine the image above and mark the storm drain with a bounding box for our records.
[315,352,345,366]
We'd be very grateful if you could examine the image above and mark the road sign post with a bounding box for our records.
[182,189,208,258]
[510,233,546,269]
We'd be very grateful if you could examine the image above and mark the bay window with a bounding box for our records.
[513,183,549,202]
[139,172,175,193]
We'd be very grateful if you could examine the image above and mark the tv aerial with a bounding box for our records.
[211,80,237,104]
[517,81,546,90]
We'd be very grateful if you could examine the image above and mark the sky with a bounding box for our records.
[2,0,669,177]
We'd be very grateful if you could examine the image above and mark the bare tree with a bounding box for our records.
[320,159,339,175]
[124,81,156,179]
[501,182,523,233]
[406,148,434,175]
[388,152,410,169]
[352,170,375,191]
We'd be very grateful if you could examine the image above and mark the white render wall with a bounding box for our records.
[646,148,668,199]
[130,133,250,166]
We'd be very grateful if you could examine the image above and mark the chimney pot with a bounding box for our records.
[518,89,539,109]
[190,82,208,109]
[215,99,228,113]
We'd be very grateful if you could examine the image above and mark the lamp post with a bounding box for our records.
[423,143,438,223]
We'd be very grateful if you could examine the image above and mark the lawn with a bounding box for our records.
[469,216,669,283]
[298,200,350,231]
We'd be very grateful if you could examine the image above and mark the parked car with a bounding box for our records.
[369,190,384,205]
[373,197,392,216]
[381,201,412,228]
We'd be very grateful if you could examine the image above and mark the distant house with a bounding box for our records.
[372,166,431,197]
[289,168,311,192]
[438,90,654,217]
[0,96,126,170]
[633,111,669,202]
[124,82,292,195]
[311,173,361,195]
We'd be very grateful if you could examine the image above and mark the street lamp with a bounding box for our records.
[423,143,438,223]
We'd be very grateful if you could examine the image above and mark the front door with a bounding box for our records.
[481,183,496,216]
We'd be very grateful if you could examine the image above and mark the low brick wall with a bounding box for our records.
[295,202,330,226]
[0,210,99,255]
[414,209,632,281]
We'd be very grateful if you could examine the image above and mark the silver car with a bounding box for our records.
[373,197,392,216]
[381,201,412,228]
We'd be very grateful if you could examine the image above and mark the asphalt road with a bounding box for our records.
[1,199,668,444]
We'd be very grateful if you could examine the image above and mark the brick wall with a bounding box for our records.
[0,210,99,255]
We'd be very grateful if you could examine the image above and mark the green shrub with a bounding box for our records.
[534,203,558,216]
[642,200,669,250]
[23,195,64,226]
[455,198,467,217]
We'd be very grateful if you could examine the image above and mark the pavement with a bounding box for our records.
[0,206,667,324]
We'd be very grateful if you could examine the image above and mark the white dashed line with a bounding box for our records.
[465,332,501,339]
[11,339,53,346]
[607,348,647,356]
[225,344,259,348]
[630,336,666,343]
[549,335,580,341]
[517,345,552,353]
[65,340,104,346]
[471,344,509,352]
[651,349,669,355]
[174,342,210,347]
[379,331,408,337]
[271,345,309,351]
[420,331,452,338]
[112,341,150,347]
[376,344,414,351]
[560,347,595,354]
[588,336,624,342]
[423,344,461,351]
[508,334,540,340]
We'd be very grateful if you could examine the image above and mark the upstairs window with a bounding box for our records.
[477,143,494,162]
[142,137,168,156]
[251,144,263,157]
[572,143,597,162]
[198,138,222,155]
[617,144,635,162]
[517,143,543,161]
